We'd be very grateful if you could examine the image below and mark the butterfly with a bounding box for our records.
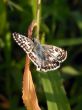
[13,32,67,72]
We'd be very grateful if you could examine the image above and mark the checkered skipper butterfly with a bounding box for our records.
[13,32,67,72]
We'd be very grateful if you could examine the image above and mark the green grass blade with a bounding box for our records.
[40,71,71,110]
[61,66,80,75]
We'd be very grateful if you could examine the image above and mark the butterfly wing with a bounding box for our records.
[42,44,67,63]
[40,55,60,72]
[13,32,34,53]
[28,51,60,72]
[28,42,60,72]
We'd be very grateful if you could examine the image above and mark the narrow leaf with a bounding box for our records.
[40,71,71,110]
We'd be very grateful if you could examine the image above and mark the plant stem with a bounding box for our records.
[36,0,41,39]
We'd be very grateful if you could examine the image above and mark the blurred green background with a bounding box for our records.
[0,0,82,110]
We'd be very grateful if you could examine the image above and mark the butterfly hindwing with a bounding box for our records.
[28,41,60,72]
[28,51,60,72]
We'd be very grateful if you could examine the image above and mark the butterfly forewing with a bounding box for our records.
[13,32,34,53]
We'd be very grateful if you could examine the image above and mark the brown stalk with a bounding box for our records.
[22,21,41,110]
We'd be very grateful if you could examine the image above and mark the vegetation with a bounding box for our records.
[0,0,82,110]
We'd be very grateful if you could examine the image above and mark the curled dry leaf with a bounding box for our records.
[22,56,41,110]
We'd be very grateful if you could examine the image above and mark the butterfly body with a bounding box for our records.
[13,32,67,72]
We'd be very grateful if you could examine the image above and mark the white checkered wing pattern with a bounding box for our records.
[13,32,34,53]
[42,45,67,63]
[13,32,67,72]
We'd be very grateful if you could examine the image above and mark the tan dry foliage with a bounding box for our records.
[22,56,41,110]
